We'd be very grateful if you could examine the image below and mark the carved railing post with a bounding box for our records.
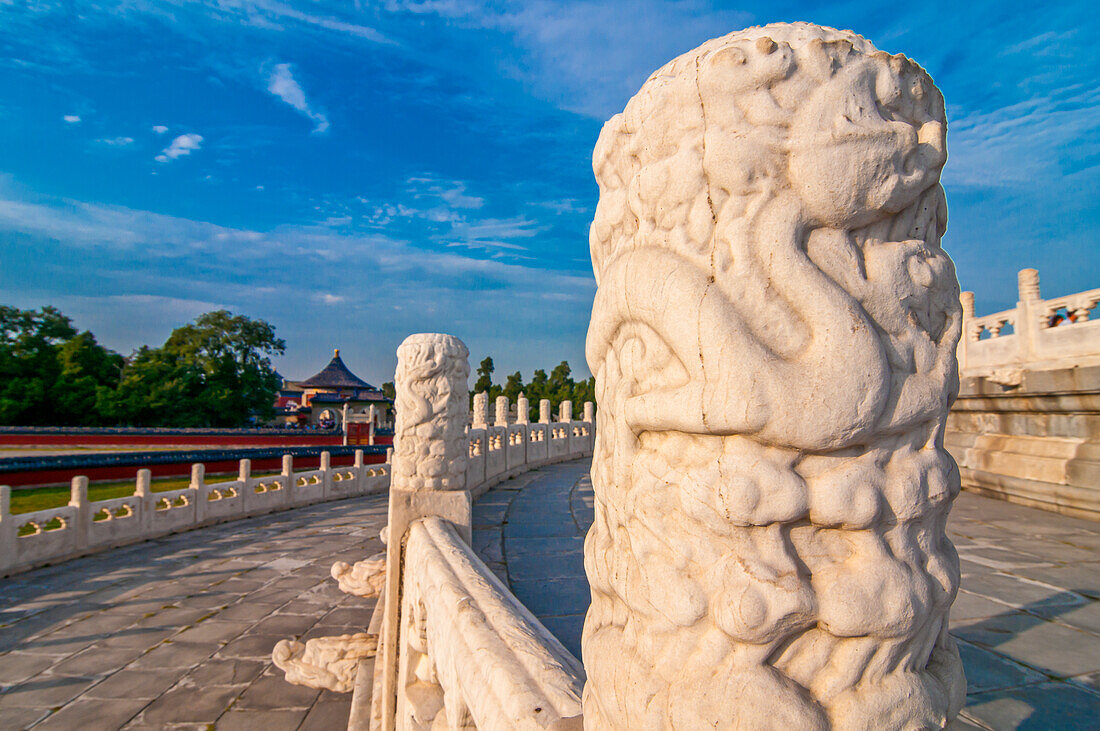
[539,398,551,424]
[583,23,965,729]
[958,291,974,372]
[377,333,471,729]
[190,463,206,523]
[472,391,489,429]
[134,469,153,533]
[558,400,572,423]
[495,395,509,427]
[517,393,530,424]
[1018,268,1041,362]
[0,486,14,575]
[69,476,89,552]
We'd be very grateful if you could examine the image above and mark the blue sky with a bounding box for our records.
[0,1,1097,384]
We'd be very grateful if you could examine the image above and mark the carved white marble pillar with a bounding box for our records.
[583,401,595,423]
[472,391,489,429]
[539,399,551,424]
[378,333,471,728]
[517,393,530,424]
[583,23,965,729]
[495,395,509,427]
[958,292,975,372]
[1017,268,1042,362]
[558,400,572,423]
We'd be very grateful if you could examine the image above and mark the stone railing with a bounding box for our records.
[278,23,980,728]
[268,334,593,730]
[946,365,1100,520]
[395,517,583,728]
[367,340,592,730]
[948,269,1100,519]
[960,268,1100,380]
[0,450,390,577]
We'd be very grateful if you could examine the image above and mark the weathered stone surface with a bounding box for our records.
[272,633,378,693]
[331,554,386,598]
[473,462,1100,731]
[583,21,964,729]
[392,333,470,493]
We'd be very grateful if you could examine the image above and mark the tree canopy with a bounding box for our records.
[467,356,595,420]
[0,306,284,427]
[0,306,123,426]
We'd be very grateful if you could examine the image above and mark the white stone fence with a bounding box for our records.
[366,392,593,730]
[0,451,390,577]
[960,268,1100,378]
[395,517,584,729]
[267,335,595,730]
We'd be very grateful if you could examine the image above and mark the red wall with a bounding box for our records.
[2,451,387,487]
[0,433,342,447]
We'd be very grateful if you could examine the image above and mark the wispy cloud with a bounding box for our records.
[97,136,134,146]
[946,85,1100,188]
[155,132,203,162]
[380,0,753,117]
[63,114,80,123]
[151,125,169,134]
[266,62,329,133]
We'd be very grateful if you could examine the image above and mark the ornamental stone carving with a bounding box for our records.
[392,334,471,492]
[331,552,386,598]
[272,633,379,693]
[472,391,489,429]
[583,22,964,729]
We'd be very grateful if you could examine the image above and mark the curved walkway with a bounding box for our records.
[0,494,387,730]
[4,457,1099,730]
[474,459,1100,730]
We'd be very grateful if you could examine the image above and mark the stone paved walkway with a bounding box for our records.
[0,494,387,730]
[4,459,1099,730]
[473,459,1100,730]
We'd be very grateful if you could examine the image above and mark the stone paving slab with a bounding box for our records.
[0,493,387,729]
[473,458,1100,730]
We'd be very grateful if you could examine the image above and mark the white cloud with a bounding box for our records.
[266,63,329,133]
[97,136,134,146]
[380,0,753,117]
[155,133,203,162]
[152,125,169,134]
[0,184,598,380]
[63,114,81,123]
[945,85,1100,189]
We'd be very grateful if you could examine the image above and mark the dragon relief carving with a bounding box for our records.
[583,22,965,729]
[393,334,471,492]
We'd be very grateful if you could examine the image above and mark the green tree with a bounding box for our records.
[474,356,495,395]
[0,306,123,425]
[112,310,285,427]
[548,360,575,415]
[526,368,548,402]
[503,371,524,404]
[571,376,596,418]
[381,381,395,400]
[54,331,125,424]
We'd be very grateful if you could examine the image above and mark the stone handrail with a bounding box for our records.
[960,269,1100,379]
[396,516,583,729]
[0,450,390,577]
[366,394,594,729]
[274,334,598,730]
